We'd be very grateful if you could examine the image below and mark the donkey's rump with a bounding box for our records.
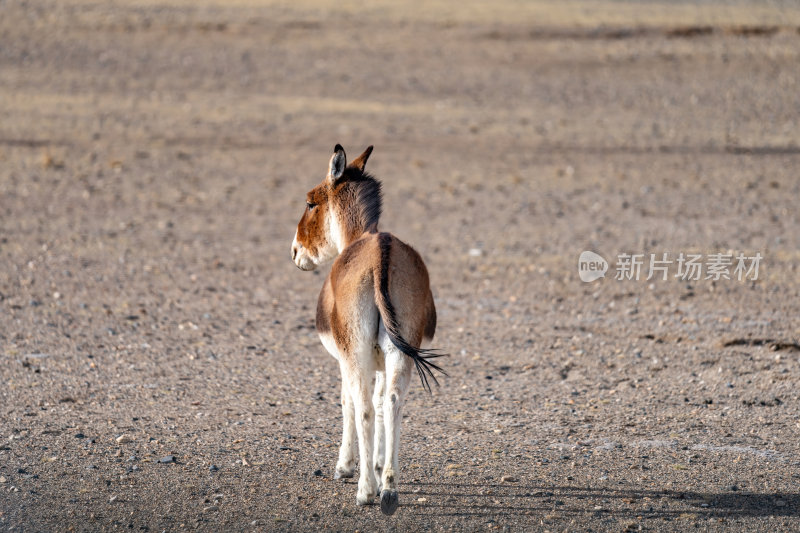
[373,232,442,390]
[376,233,436,342]
[318,232,435,348]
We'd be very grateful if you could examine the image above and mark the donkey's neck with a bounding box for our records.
[331,173,382,252]
[331,206,378,252]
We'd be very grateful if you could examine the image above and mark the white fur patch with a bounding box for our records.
[292,230,317,271]
[328,207,345,253]
[319,331,340,361]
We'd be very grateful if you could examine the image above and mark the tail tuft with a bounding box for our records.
[386,333,447,393]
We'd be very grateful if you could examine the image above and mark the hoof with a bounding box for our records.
[380,490,399,516]
[334,469,354,480]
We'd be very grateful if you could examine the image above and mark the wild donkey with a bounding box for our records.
[291,144,444,515]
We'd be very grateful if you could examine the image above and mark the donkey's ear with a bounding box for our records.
[349,145,373,172]
[328,144,346,184]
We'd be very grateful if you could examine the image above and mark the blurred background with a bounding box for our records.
[1,1,800,531]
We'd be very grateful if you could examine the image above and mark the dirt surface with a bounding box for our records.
[2,1,800,531]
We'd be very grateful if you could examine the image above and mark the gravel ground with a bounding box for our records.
[1,1,800,531]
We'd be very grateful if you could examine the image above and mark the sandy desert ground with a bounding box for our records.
[2,0,800,531]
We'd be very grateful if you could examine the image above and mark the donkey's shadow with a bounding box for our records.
[374,481,800,519]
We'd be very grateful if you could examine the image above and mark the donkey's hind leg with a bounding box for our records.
[373,369,386,493]
[334,376,356,479]
[342,350,379,506]
[377,327,414,515]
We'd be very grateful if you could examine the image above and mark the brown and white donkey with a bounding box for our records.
[291,144,445,515]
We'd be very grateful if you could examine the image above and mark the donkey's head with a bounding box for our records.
[292,144,380,270]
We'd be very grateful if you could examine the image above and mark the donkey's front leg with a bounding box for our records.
[334,378,357,479]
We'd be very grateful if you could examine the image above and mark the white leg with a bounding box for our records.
[378,331,412,515]
[334,375,357,479]
[344,354,378,506]
[373,370,386,493]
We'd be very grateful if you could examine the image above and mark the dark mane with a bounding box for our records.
[337,168,383,236]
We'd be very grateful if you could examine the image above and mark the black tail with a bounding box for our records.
[374,233,446,392]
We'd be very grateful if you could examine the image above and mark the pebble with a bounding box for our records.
[776,500,787,507]
[0,476,6,483]
[159,455,176,464]
[74,433,86,439]
[202,505,219,513]
[500,475,518,483]
[116,435,133,444]
[313,469,322,476]
[109,495,117,503]
[209,465,219,472]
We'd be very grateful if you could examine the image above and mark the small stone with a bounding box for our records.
[313,469,322,476]
[109,495,117,503]
[500,475,518,483]
[417,497,427,502]
[0,476,6,483]
[776,500,787,507]
[74,433,86,439]
[116,435,132,444]
[202,505,219,513]
[159,455,176,464]
[212,493,224,501]
[250,520,261,526]
[209,465,218,472]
